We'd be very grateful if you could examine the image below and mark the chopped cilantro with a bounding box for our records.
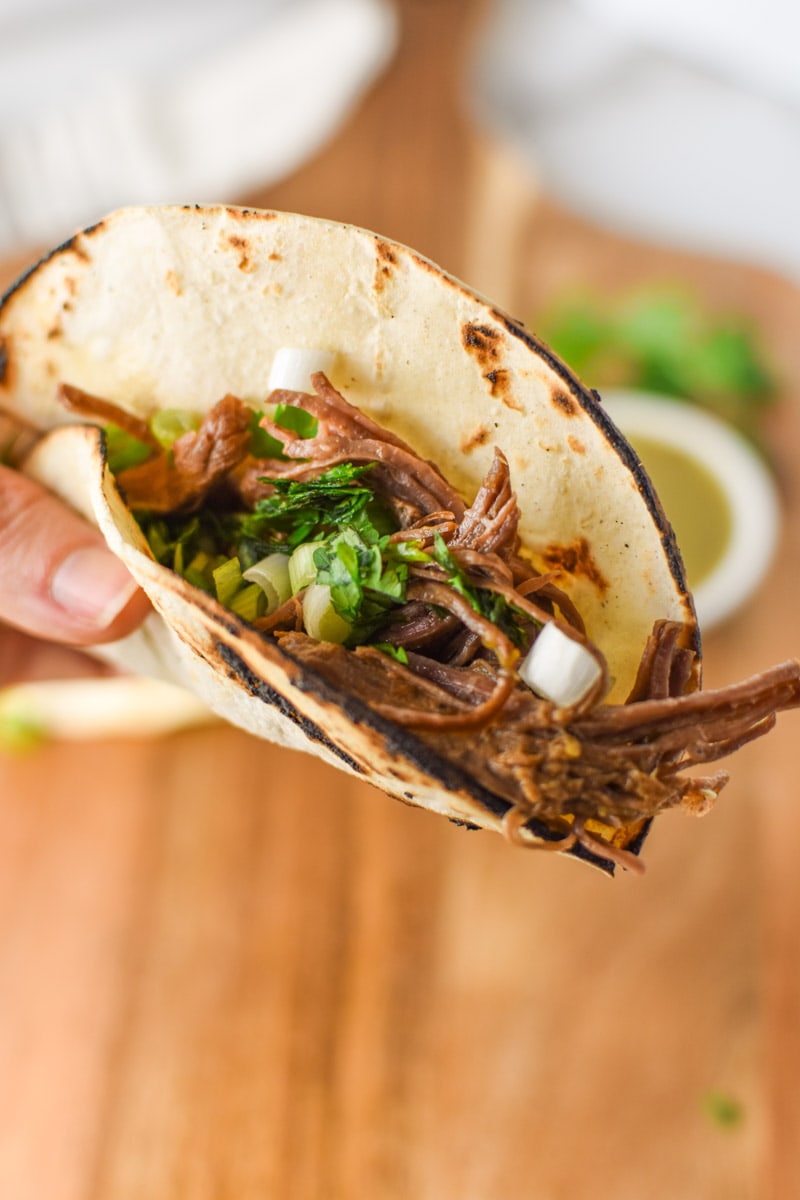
[431,532,528,647]
[312,527,412,636]
[373,643,409,664]
[139,513,229,592]
[314,531,379,622]
[242,462,379,546]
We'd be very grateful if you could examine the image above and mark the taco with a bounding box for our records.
[1,205,798,873]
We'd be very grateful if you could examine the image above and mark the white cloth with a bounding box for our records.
[471,0,800,282]
[0,0,397,255]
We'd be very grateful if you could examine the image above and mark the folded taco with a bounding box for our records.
[1,205,798,872]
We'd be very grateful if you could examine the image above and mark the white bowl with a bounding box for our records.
[600,389,781,631]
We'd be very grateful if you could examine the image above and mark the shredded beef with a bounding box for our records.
[58,385,254,513]
[238,373,466,522]
[119,395,252,513]
[60,384,161,448]
[453,447,519,559]
[278,626,800,871]
[69,374,800,868]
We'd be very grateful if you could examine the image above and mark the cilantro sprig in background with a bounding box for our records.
[539,287,777,444]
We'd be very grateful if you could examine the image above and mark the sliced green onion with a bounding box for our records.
[242,552,292,615]
[518,622,604,708]
[274,404,318,439]
[212,557,268,621]
[213,556,243,606]
[268,347,334,393]
[288,540,325,594]
[303,583,352,644]
[184,550,215,592]
[228,582,267,623]
[145,519,171,562]
[248,409,285,459]
[150,408,201,449]
[184,567,214,593]
[187,550,213,576]
[0,710,47,753]
[104,423,153,473]
[390,539,431,563]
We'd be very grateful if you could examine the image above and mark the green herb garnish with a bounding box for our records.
[540,287,777,443]
[242,462,379,547]
[373,643,409,664]
[140,513,228,592]
[135,450,526,653]
[431,532,528,647]
[150,408,201,449]
[247,409,285,459]
[211,556,266,620]
[312,527,409,631]
[104,424,153,474]
[313,531,380,622]
[274,403,319,439]
[213,556,244,606]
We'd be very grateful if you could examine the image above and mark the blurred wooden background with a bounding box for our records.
[2,1,799,1196]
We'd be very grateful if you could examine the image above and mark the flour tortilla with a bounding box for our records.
[0,205,697,869]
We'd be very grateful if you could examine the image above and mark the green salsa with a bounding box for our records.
[631,436,733,587]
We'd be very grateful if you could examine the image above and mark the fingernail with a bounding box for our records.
[50,546,140,628]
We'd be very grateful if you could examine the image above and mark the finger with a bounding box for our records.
[0,412,39,467]
[0,626,115,688]
[0,465,151,645]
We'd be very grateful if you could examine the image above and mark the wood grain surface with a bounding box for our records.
[2,2,799,1197]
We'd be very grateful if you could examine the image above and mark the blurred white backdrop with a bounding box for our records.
[471,0,800,283]
[0,0,396,255]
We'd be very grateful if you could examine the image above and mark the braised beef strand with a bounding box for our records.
[246,372,467,522]
[116,394,253,513]
[59,383,160,449]
[62,384,254,513]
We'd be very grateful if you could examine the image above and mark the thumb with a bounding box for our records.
[0,464,150,645]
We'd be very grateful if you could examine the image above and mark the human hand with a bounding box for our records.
[0,463,150,687]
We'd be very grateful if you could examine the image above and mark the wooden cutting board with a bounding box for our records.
[2,2,799,1196]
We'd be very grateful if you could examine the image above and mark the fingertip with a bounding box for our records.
[50,544,149,643]
[94,579,152,644]
[0,465,150,645]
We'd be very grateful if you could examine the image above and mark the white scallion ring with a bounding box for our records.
[268,347,335,393]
